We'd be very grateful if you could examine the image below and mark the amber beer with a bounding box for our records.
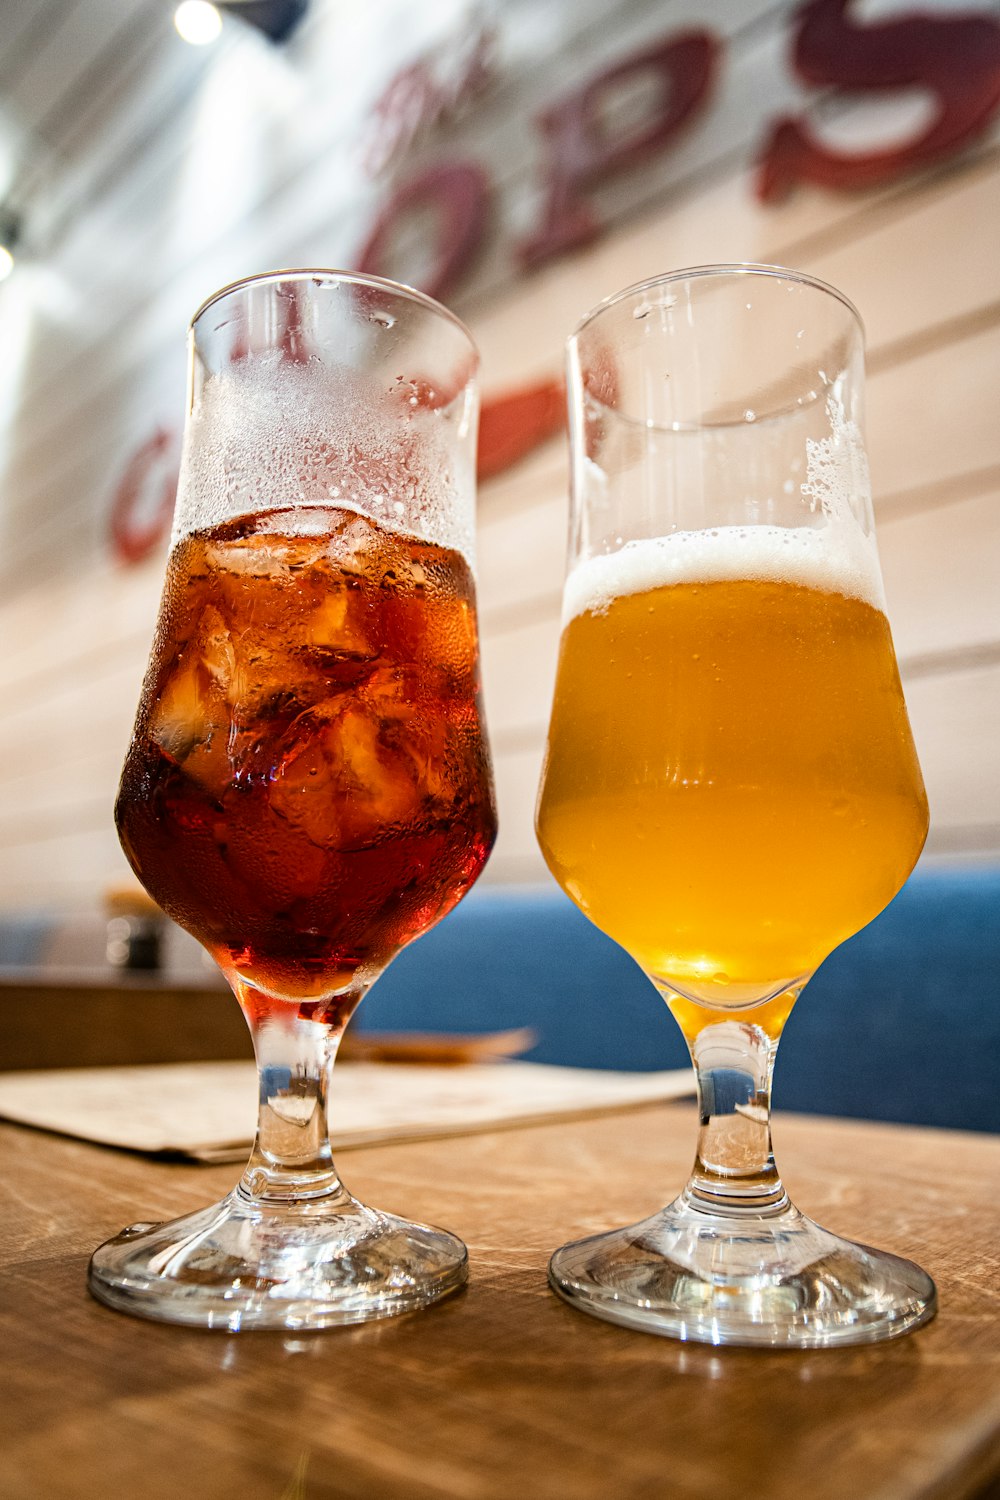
[536,527,928,1006]
[117,505,496,1011]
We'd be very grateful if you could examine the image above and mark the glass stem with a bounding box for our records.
[231,981,366,1209]
[665,988,802,1218]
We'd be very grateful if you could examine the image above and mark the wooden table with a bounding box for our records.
[3,1101,1000,1500]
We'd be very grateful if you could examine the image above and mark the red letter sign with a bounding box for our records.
[758,0,1000,200]
[520,30,719,267]
[357,161,490,302]
[477,378,566,480]
[109,427,178,566]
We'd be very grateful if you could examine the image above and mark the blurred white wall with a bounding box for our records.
[0,0,997,909]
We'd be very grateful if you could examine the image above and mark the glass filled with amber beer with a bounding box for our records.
[89,271,496,1329]
[536,265,934,1345]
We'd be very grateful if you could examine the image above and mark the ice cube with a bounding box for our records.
[362,666,453,803]
[213,791,329,905]
[148,653,232,792]
[204,533,295,578]
[270,698,424,849]
[147,606,238,792]
[200,608,236,689]
[149,656,213,763]
[302,583,378,666]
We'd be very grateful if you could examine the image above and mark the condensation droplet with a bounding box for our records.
[633,292,678,318]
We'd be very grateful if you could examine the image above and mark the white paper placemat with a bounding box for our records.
[0,1060,695,1162]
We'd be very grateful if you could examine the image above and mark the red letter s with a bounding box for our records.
[759,0,1000,200]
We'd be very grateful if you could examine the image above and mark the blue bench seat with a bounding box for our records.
[359,866,1000,1133]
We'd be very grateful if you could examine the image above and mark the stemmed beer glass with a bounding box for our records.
[536,265,935,1346]
[90,271,496,1329]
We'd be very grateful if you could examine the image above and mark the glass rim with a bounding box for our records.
[189,266,479,359]
[568,262,864,345]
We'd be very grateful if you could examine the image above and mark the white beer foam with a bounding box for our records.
[801,397,871,527]
[173,350,475,566]
[563,524,885,625]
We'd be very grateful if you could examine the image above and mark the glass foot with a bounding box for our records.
[88,1190,467,1331]
[549,1196,936,1347]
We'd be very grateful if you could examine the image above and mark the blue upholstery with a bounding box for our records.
[0,915,52,967]
[359,866,1000,1132]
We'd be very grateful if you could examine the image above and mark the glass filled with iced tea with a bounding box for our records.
[89,271,496,1329]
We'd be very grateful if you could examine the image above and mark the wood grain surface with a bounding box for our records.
[3,1103,1000,1500]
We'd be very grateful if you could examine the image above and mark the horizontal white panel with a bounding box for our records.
[0,657,143,772]
[0,820,136,914]
[471,143,1000,388]
[0,780,115,852]
[488,743,549,883]
[0,556,161,694]
[478,442,567,518]
[880,489,1000,662]
[867,320,1000,501]
[481,613,562,738]
[801,153,1000,357]
[478,475,568,624]
[906,662,1000,827]
[0,742,127,841]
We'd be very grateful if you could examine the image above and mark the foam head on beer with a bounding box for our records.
[562,522,886,625]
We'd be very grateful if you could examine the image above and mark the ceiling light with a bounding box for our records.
[174,1,223,45]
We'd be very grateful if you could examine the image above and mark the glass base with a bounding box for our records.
[88,1189,468,1331]
[549,1196,936,1347]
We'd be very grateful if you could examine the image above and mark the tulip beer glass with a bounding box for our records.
[90,271,496,1329]
[536,266,935,1346]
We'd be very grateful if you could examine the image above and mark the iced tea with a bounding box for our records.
[116,505,496,1008]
